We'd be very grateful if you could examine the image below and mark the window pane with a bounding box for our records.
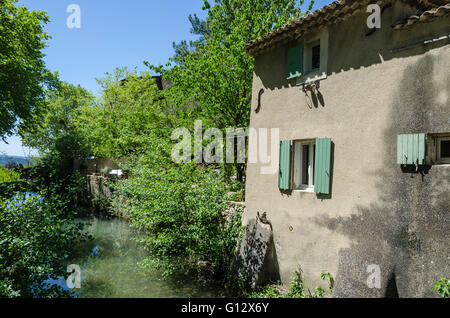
[312,45,320,70]
[302,145,309,185]
[293,142,302,189]
[441,140,450,158]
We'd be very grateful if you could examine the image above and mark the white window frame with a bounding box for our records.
[437,136,450,164]
[304,40,321,73]
[292,140,315,192]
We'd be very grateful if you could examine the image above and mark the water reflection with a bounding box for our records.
[63,217,222,298]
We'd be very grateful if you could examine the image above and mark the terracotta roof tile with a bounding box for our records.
[244,0,448,57]
[393,3,450,29]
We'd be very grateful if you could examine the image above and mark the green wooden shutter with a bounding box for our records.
[287,45,303,79]
[397,133,426,165]
[314,138,331,195]
[278,140,291,190]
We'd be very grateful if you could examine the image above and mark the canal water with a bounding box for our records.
[62,217,222,298]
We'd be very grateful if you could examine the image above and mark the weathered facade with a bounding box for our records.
[244,0,450,297]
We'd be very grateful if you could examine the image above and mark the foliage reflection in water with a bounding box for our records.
[69,217,222,298]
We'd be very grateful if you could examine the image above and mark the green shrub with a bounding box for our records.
[287,269,308,298]
[112,136,243,280]
[432,278,449,298]
[0,165,20,183]
[249,284,282,298]
[0,194,89,297]
[249,269,334,298]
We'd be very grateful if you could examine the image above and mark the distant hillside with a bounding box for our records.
[0,155,34,166]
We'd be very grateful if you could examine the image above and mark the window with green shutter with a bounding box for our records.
[314,138,331,195]
[287,45,303,80]
[278,140,291,190]
[397,133,426,165]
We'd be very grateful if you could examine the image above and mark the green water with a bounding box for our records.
[71,217,221,298]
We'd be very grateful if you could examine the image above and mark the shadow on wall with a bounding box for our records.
[313,52,450,297]
[305,89,326,109]
[253,7,450,94]
[233,218,281,289]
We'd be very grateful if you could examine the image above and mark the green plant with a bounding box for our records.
[92,191,112,214]
[310,271,334,298]
[147,0,315,182]
[320,270,334,294]
[432,278,449,298]
[287,268,308,298]
[0,194,89,297]
[76,68,167,159]
[0,165,20,183]
[249,284,282,298]
[112,136,243,280]
[0,0,58,138]
[248,269,334,298]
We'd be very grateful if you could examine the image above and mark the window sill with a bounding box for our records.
[287,72,302,80]
[432,163,450,167]
[293,187,315,193]
[296,71,327,86]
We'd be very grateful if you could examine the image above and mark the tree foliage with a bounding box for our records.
[149,0,314,181]
[112,135,243,279]
[79,68,169,159]
[20,82,94,155]
[0,193,89,297]
[0,165,19,183]
[0,0,318,294]
[0,0,56,139]
[159,0,314,129]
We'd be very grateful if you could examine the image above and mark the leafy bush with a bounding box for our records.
[287,269,308,298]
[249,284,283,298]
[112,136,243,279]
[249,269,334,298]
[432,278,449,298]
[92,190,112,215]
[0,165,20,183]
[0,194,89,297]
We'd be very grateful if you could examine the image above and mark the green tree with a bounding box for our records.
[171,13,210,65]
[161,0,314,128]
[152,0,314,181]
[80,68,169,159]
[19,82,94,188]
[0,0,56,139]
[20,82,94,156]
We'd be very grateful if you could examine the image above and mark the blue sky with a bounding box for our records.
[1,0,332,156]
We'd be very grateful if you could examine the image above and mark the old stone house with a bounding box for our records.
[243,0,449,297]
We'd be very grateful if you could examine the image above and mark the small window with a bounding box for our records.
[278,138,332,194]
[437,136,450,163]
[312,44,320,70]
[293,141,315,190]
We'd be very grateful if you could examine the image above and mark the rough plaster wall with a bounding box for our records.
[245,4,450,297]
[329,46,450,298]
